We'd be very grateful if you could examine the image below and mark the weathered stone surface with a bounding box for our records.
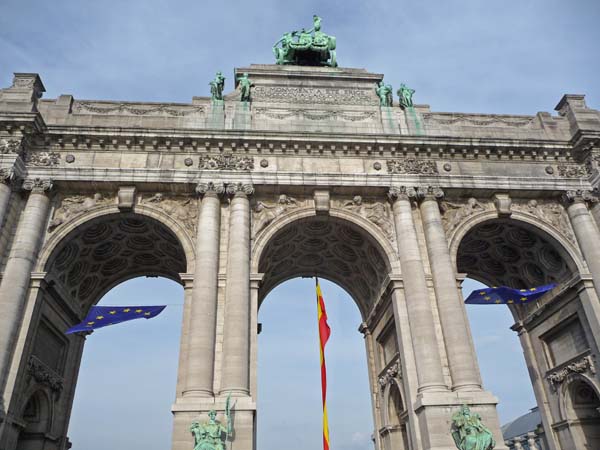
[1,64,599,450]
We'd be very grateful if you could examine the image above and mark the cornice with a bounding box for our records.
[23,126,576,163]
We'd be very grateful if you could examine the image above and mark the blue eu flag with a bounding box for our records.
[65,305,166,334]
[465,284,556,305]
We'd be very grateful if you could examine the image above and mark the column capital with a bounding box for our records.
[388,185,417,202]
[195,181,225,197]
[416,185,444,202]
[562,189,598,205]
[22,177,53,194]
[226,182,254,197]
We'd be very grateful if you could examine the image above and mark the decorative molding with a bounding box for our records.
[251,86,376,106]
[387,159,438,175]
[422,113,535,128]
[253,194,299,237]
[26,151,61,167]
[557,164,591,178]
[48,193,112,231]
[73,101,204,117]
[440,198,488,234]
[254,107,376,122]
[512,199,576,244]
[0,138,24,156]
[142,193,198,235]
[342,196,395,241]
[547,355,596,389]
[199,154,254,171]
[27,355,63,393]
[22,178,53,193]
[378,360,401,388]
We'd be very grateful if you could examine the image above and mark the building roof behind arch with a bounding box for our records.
[45,213,187,314]
[257,215,391,317]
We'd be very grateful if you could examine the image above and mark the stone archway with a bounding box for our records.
[256,213,393,315]
[1,209,190,450]
[453,214,598,450]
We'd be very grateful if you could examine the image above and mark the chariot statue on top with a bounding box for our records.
[273,15,337,67]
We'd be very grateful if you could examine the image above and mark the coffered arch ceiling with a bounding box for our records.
[457,219,577,289]
[45,213,187,313]
[258,216,391,317]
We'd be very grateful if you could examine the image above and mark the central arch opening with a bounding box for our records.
[255,214,394,449]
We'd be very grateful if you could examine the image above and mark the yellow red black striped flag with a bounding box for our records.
[316,278,331,450]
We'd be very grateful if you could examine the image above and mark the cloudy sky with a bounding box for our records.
[2,0,599,449]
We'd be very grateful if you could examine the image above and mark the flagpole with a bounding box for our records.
[315,276,331,450]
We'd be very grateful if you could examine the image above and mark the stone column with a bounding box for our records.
[0,169,14,230]
[0,178,52,393]
[220,182,253,395]
[564,190,600,300]
[182,182,224,398]
[388,186,446,392]
[418,186,482,391]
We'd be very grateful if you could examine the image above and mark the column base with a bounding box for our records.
[413,390,508,450]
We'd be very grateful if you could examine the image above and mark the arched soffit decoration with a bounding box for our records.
[253,208,396,318]
[41,210,188,313]
[451,214,581,289]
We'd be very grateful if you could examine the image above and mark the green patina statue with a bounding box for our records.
[190,410,232,450]
[451,405,496,450]
[237,73,253,102]
[376,80,393,107]
[209,72,225,101]
[273,15,337,67]
[190,394,232,450]
[397,83,415,109]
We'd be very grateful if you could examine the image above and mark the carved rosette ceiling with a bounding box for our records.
[257,216,389,315]
[457,221,572,289]
[46,213,186,312]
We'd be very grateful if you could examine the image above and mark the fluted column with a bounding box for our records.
[388,186,446,392]
[418,186,482,391]
[0,178,52,391]
[220,182,253,395]
[182,182,224,398]
[564,190,600,300]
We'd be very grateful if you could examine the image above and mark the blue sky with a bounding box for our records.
[2,0,599,448]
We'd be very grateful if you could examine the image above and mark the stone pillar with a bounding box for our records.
[182,182,224,398]
[418,186,482,391]
[564,190,600,300]
[0,178,52,393]
[220,182,253,395]
[388,186,446,392]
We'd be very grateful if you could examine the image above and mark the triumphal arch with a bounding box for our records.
[1,20,600,450]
